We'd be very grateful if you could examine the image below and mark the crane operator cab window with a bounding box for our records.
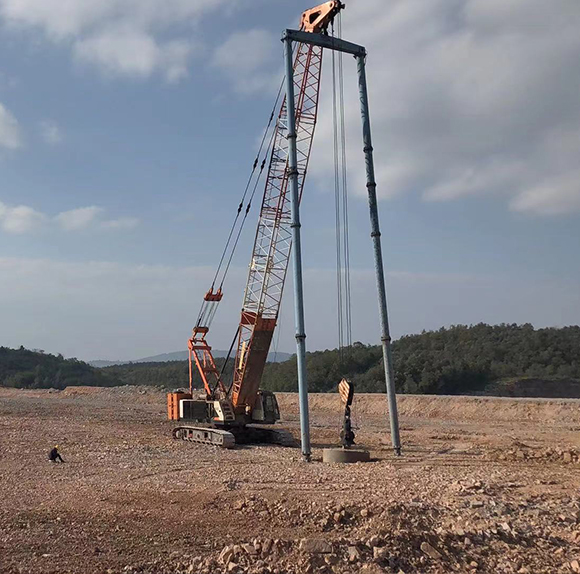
[256,390,280,424]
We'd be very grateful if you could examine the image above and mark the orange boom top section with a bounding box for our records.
[300,1,345,34]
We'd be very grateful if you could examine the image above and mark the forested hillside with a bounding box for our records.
[103,360,191,387]
[4,324,579,395]
[0,347,121,389]
[104,324,580,397]
[261,323,580,395]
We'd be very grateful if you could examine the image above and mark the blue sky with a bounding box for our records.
[0,0,579,361]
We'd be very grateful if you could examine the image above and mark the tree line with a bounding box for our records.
[103,323,580,395]
[260,323,580,395]
[0,346,120,389]
[2,324,580,395]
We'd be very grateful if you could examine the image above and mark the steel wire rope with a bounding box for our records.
[332,19,353,358]
[214,325,239,396]
[217,119,279,294]
[338,13,353,350]
[331,21,345,364]
[209,40,301,296]
[194,42,302,394]
[194,81,284,329]
[332,15,353,371]
[204,130,275,332]
[211,80,284,290]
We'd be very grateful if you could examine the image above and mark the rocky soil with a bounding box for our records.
[1,386,580,574]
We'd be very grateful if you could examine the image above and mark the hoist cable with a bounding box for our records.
[209,79,285,292]
[331,21,344,362]
[332,16,353,362]
[194,80,285,330]
[338,14,353,349]
[218,120,278,292]
[213,324,240,396]
[202,126,274,331]
[196,42,304,333]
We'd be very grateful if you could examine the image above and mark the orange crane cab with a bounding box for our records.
[167,2,345,448]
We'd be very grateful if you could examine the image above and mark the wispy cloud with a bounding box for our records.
[311,0,580,216]
[0,0,233,82]
[212,29,280,95]
[0,202,45,233]
[0,201,139,233]
[100,217,140,230]
[55,206,103,230]
[74,28,194,82]
[0,101,22,149]
[39,119,63,145]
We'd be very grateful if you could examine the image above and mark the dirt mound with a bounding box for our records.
[276,392,580,425]
[485,377,580,398]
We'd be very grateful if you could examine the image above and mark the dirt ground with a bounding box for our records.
[1,386,580,574]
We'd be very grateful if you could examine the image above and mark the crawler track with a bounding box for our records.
[172,424,296,448]
[172,426,236,448]
[237,425,297,447]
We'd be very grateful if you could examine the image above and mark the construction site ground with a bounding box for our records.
[1,386,580,574]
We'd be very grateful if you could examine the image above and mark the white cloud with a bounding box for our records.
[74,27,193,82]
[101,216,139,230]
[0,201,45,233]
[212,29,280,94]
[310,0,580,215]
[0,201,139,233]
[509,170,580,216]
[39,119,63,145]
[55,206,141,231]
[0,0,233,81]
[55,206,103,230]
[0,101,22,149]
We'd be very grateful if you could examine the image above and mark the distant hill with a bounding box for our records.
[89,359,124,368]
[90,350,292,368]
[0,347,121,390]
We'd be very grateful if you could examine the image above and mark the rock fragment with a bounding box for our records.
[373,546,388,562]
[233,500,246,511]
[299,539,333,554]
[218,546,235,565]
[420,541,442,560]
[347,546,361,563]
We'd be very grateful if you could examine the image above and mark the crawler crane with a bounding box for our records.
[167,2,345,448]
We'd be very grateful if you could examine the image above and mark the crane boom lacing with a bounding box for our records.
[230,42,324,411]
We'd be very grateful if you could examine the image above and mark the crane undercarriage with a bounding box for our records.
[168,390,295,449]
[172,425,295,449]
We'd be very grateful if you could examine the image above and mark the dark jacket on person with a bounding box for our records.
[49,447,64,463]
